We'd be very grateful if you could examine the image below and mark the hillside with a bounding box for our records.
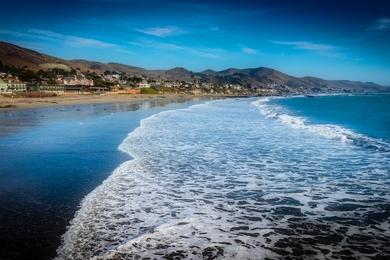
[0,41,387,93]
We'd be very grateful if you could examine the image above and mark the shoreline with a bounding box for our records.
[0,96,206,260]
[0,93,236,111]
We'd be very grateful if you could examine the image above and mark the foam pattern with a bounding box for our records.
[56,98,390,260]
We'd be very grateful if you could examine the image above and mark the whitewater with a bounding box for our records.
[56,98,390,260]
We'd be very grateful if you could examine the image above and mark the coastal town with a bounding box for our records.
[0,68,280,96]
[0,40,387,105]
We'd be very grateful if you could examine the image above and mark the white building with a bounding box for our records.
[138,82,151,88]
[0,78,26,92]
[0,79,8,92]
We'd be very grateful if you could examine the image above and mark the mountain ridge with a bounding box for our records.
[0,41,387,93]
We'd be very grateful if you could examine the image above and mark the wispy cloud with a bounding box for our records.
[370,18,390,31]
[0,28,117,48]
[0,30,35,38]
[241,47,258,54]
[28,29,116,48]
[129,39,184,50]
[270,40,336,51]
[134,26,185,37]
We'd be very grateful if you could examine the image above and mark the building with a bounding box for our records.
[138,81,151,88]
[62,76,94,86]
[0,78,26,92]
[38,85,65,93]
[163,81,181,88]
[104,74,121,83]
[0,79,8,92]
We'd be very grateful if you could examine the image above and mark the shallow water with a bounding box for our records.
[0,98,200,260]
[57,97,390,259]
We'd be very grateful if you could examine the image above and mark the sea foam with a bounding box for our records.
[56,98,390,260]
[253,97,390,152]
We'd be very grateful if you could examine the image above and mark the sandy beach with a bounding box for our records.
[0,93,231,111]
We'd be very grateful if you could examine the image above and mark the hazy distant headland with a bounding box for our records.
[0,41,388,98]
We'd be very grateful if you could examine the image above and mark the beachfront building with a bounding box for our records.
[8,82,27,92]
[2,82,27,92]
[38,85,65,93]
[89,86,110,93]
[0,75,27,92]
[0,79,9,92]
[55,75,95,93]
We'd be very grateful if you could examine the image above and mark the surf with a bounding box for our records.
[56,98,390,260]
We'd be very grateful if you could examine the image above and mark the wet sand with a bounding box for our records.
[0,93,231,111]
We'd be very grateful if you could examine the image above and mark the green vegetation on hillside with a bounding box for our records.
[140,87,159,94]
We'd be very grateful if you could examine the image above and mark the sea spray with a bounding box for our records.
[56,98,390,260]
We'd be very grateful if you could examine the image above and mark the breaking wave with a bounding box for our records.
[253,97,390,153]
[56,98,390,260]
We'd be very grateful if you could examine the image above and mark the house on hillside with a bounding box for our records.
[62,76,94,86]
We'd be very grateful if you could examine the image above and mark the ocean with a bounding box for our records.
[55,94,390,259]
[0,98,201,260]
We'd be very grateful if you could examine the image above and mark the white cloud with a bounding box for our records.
[27,29,117,48]
[66,36,116,48]
[270,40,335,51]
[241,47,258,54]
[129,40,184,50]
[134,26,184,37]
[0,28,117,49]
[0,30,34,38]
[28,29,64,39]
[370,18,390,31]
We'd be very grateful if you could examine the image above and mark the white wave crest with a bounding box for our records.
[56,97,390,260]
[253,97,390,152]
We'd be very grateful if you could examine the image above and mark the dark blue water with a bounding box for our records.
[0,99,199,260]
[272,94,390,142]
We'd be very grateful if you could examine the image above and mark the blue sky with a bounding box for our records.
[1,0,390,85]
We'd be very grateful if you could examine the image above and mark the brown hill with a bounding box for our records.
[0,41,387,92]
[0,41,61,69]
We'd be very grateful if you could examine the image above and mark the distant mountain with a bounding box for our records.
[0,41,388,93]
